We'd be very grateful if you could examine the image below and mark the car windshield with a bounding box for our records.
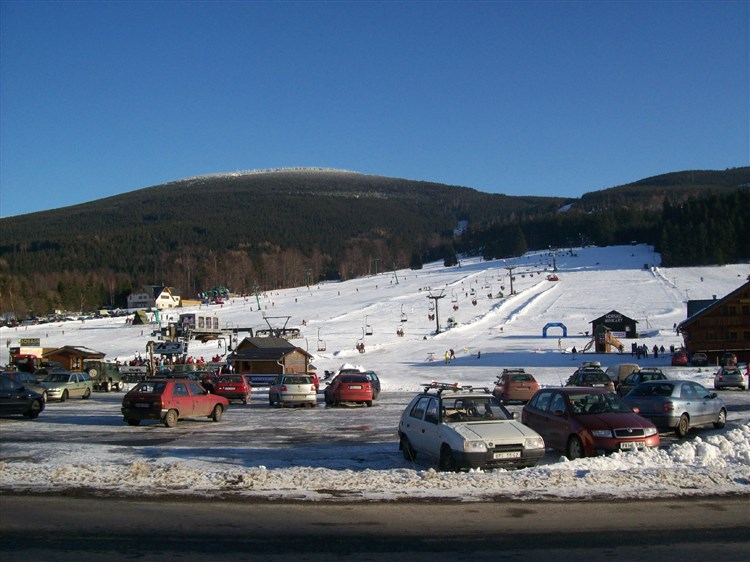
[133,381,167,394]
[284,376,311,385]
[341,375,367,383]
[569,392,632,415]
[582,372,610,383]
[510,374,533,382]
[630,383,674,397]
[221,375,243,383]
[441,396,511,422]
[44,373,71,382]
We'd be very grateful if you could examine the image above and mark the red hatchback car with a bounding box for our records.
[323,373,373,407]
[121,379,229,427]
[521,387,659,459]
[492,368,540,404]
[214,374,251,404]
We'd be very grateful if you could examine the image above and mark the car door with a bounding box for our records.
[404,396,434,457]
[187,381,212,416]
[690,382,716,425]
[0,377,24,415]
[68,373,83,397]
[523,390,553,443]
[543,392,571,451]
[170,382,194,417]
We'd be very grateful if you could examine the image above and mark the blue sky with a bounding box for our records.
[1,1,747,217]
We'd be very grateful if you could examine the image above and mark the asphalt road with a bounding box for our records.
[1,494,748,561]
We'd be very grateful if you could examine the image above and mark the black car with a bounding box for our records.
[1,370,48,401]
[0,377,45,419]
[566,362,615,391]
[617,368,667,397]
[361,370,381,399]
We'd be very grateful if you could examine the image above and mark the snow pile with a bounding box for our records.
[2,422,748,501]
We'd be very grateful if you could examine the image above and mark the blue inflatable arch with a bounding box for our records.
[542,322,567,338]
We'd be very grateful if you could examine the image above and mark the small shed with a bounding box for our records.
[43,346,105,372]
[227,337,312,382]
[590,310,638,339]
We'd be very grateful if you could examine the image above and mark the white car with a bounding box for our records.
[398,383,545,471]
[268,374,317,408]
[41,371,93,401]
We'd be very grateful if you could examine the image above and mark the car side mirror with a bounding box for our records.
[553,409,566,417]
[511,411,518,419]
[709,393,717,399]
[631,406,640,414]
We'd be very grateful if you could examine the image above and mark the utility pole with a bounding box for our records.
[427,291,446,334]
[505,266,517,295]
[304,268,312,289]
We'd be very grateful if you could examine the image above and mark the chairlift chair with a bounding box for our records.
[400,304,408,322]
[365,315,373,336]
[451,290,458,303]
[317,328,326,352]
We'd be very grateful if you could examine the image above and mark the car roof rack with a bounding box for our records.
[421,382,491,395]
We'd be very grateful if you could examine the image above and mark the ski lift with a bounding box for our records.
[316,328,326,352]
[470,287,476,296]
[472,298,477,306]
[365,315,373,336]
[451,289,458,303]
[400,304,408,323]
[396,325,404,337]
[428,300,436,312]
[356,328,366,353]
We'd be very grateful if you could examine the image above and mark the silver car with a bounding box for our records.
[41,371,93,402]
[713,367,748,390]
[268,374,317,408]
[622,380,726,437]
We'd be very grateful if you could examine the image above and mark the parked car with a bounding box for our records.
[492,368,540,403]
[398,382,545,471]
[690,352,708,367]
[604,363,640,388]
[522,387,660,459]
[193,371,220,393]
[713,366,748,390]
[121,379,228,427]
[361,370,381,399]
[617,368,667,397]
[566,362,615,391]
[41,371,93,401]
[671,349,688,366]
[1,370,48,401]
[324,373,373,407]
[622,380,727,437]
[268,374,317,408]
[0,377,45,419]
[214,374,252,403]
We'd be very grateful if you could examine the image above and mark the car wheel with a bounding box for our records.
[42,390,48,402]
[242,397,248,405]
[24,399,42,419]
[714,409,727,429]
[82,388,91,399]
[439,445,458,472]
[60,390,69,402]
[676,414,690,437]
[125,418,140,426]
[365,400,373,407]
[104,381,111,393]
[400,435,416,461]
[269,395,275,406]
[566,436,585,460]
[164,409,178,428]
[211,404,224,422]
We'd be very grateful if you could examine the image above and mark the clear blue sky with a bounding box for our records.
[1,1,748,217]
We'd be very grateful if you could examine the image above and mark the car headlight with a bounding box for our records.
[643,427,658,437]
[463,440,487,453]
[525,437,545,450]
[591,429,613,438]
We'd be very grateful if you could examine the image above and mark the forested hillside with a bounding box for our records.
[1,167,748,317]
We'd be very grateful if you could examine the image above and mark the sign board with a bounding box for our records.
[19,338,41,346]
[244,374,278,387]
[604,313,623,323]
[120,366,149,375]
[153,342,188,355]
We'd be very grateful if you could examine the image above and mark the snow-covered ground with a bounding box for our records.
[1,244,749,501]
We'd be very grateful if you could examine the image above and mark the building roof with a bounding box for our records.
[678,281,750,331]
[43,346,105,359]
[589,310,638,324]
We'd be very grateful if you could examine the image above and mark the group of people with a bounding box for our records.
[631,342,670,359]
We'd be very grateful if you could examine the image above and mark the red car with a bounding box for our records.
[214,374,251,404]
[323,373,373,407]
[671,349,688,366]
[522,387,659,459]
[492,369,540,403]
[121,379,229,427]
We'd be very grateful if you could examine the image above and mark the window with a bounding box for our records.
[680,384,696,399]
[187,382,205,395]
[532,391,552,412]
[424,398,439,424]
[173,383,189,397]
[410,396,430,420]
[549,393,566,414]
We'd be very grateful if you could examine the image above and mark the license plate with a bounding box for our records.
[134,403,151,409]
[348,385,362,389]
[620,441,646,450]
[223,386,235,390]
[493,451,521,459]
[592,384,605,387]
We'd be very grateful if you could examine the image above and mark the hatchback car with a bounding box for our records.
[214,374,252,403]
[0,377,45,419]
[492,368,540,404]
[713,366,747,390]
[121,379,228,427]
[522,387,659,459]
[361,370,381,399]
[671,350,688,366]
[1,370,48,401]
[398,383,545,471]
[690,352,708,367]
[41,371,93,401]
[566,363,615,391]
[269,374,317,408]
[324,373,373,407]
[616,368,667,397]
[622,380,727,437]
